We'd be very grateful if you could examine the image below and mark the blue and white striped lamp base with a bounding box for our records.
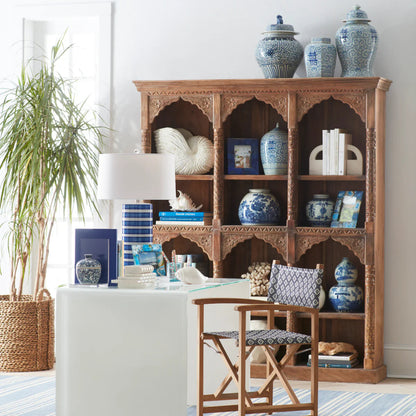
[122,203,153,266]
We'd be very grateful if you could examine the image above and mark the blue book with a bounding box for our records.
[158,217,205,222]
[159,211,211,218]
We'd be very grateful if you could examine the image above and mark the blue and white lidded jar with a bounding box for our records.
[335,5,378,77]
[304,38,336,77]
[238,189,280,225]
[260,123,288,175]
[329,257,363,312]
[305,194,335,227]
[76,254,102,285]
[255,15,303,79]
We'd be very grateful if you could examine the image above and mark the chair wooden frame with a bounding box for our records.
[192,265,322,416]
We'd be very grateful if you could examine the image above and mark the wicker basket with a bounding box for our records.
[0,289,54,372]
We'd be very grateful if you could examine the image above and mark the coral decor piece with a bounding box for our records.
[154,127,214,175]
[241,262,271,296]
[318,341,357,356]
[169,190,202,212]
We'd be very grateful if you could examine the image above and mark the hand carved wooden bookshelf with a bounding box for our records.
[134,77,391,383]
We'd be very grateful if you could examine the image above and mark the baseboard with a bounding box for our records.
[384,344,416,378]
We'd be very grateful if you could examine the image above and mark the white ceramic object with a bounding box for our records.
[169,190,202,211]
[154,127,214,175]
[175,266,208,285]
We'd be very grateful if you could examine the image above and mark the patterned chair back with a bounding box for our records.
[267,264,323,308]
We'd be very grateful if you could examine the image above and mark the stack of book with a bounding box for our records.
[112,264,157,288]
[156,211,213,225]
[307,352,359,368]
[322,128,352,175]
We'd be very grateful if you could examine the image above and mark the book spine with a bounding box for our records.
[159,211,208,218]
[322,130,330,175]
[338,133,352,175]
[158,217,205,222]
[156,220,205,225]
[307,361,357,368]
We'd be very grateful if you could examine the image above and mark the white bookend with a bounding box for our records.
[338,133,352,175]
[322,130,330,175]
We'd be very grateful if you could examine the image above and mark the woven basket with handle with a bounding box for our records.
[0,288,54,372]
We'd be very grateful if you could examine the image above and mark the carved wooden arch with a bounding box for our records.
[221,233,253,260]
[221,94,287,123]
[296,234,365,264]
[152,229,214,260]
[297,92,366,123]
[149,95,213,124]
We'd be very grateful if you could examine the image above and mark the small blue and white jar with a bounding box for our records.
[255,15,303,78]
[329,257,363,312]
[305,194,334,227]
[238,189,280,225]
[260,123,288,175]
[76,254,102,285]
[304,38,336,77]
[335,5,378,77]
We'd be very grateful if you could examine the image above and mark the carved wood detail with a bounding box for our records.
[149,95,213,123]
[364,264,376,367]
[287,128,298,222]
[254,94,288,121]
[295,234,328,262]
[221,233,254,260]
[366,128,376,222]
[213,128,224,220]
[331,236,365,264]
[221,95,254,122]
[297,92,365,122]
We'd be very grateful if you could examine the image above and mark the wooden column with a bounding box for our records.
[364,264,376,368]
[140,94,151,153]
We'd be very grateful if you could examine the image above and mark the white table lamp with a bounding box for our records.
[98,152,176,266]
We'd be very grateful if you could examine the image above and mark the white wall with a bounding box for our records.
[1,0,415,378]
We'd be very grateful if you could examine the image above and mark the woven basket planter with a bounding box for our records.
[0,289,54,372]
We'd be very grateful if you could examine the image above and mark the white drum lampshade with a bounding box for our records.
[98,153,176,266]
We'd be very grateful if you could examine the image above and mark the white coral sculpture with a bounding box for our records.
[154,127,214,175]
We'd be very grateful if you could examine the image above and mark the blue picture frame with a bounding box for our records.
[331,191,363,228]
[226,138,259,174]
[75,229,118,286]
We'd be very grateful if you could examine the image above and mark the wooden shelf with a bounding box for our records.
[224,175,288,181]
[298,175,365,181]
[176,174,213,181]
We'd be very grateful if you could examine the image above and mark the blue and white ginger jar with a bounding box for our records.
[255,15,303,78]
[238,189,280,225]
[335,5,378,77]
[260,123,288,175]
[306,194,334,227]
[329,257,363,312]
[76,254,102,285]
[304,38,336,78]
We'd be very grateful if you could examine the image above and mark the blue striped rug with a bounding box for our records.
[1,374,415,416]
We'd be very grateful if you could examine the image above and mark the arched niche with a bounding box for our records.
[221,236,285,279]
[297,239,365,296]
[150,98,213,153]
[298,97,366,175]
[223,98,286,140]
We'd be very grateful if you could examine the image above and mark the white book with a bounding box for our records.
[338,133,352,175]
[329,129,339,175]
[322,130,330,175]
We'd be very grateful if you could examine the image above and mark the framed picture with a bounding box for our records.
[75,229,118,286]
[226,138,259,174]
[331,191,363,228]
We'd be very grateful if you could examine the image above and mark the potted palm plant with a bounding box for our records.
[0,39,105,371]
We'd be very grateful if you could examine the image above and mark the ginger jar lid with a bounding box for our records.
[343,5,371,22]
[263,15,299,36]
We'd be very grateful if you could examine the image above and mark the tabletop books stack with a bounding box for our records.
[156,211,213,226]
[112,264,156,289]
[307,352,359,368]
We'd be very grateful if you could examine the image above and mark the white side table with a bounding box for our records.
[56,279,249,416]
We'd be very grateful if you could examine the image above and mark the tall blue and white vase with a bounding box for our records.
[329,257,364,312]
[255,15,303,79]
[260,123,288,175]
[335,5,378,77]
[238,189,280,225]
[305,194,334,227]
[122,203,153,266]
[304,38,336,77]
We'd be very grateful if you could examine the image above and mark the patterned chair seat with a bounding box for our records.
[205,329,312,345]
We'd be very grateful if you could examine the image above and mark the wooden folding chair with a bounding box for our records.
[193,262,323,416]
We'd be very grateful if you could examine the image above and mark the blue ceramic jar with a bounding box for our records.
[335,5,378,77]
[238,189,280,225]
[255,15,303,78]
[305,194,334,227]
[304,38,336,77]
[76,254,102,285]
[329,257,363,312]
[260,123,288,175]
